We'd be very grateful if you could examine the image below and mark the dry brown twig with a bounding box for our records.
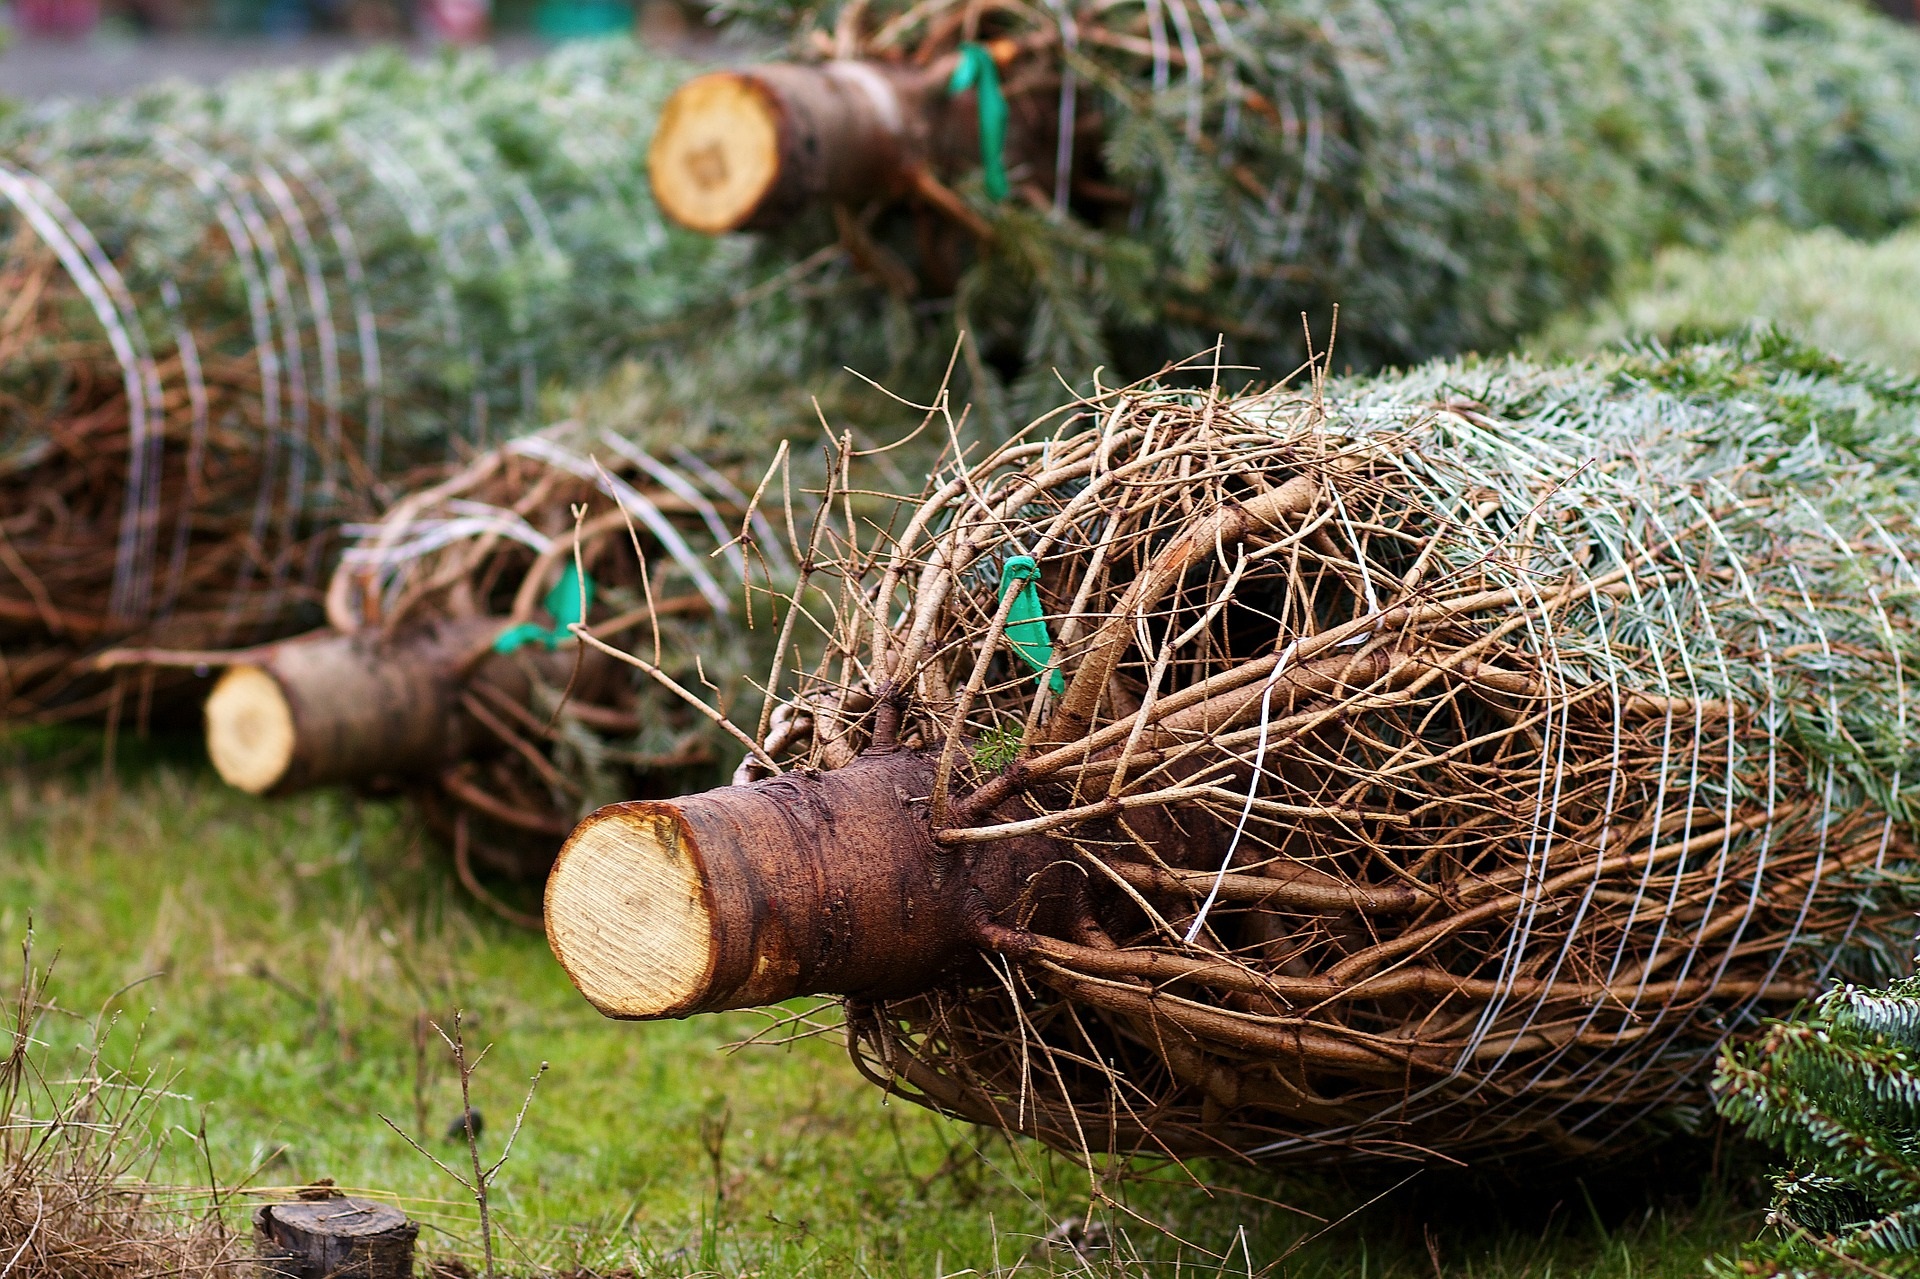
[379,1010,548,1279]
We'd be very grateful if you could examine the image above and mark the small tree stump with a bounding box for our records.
[255,1197,417,1279]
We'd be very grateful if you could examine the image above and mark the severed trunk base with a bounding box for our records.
[546,751,1065,1018]
[204,618,603,795]
[205,619,500,794]
[254,1197,416,1279]
[648,54,1057,234]
[650,62,937,232]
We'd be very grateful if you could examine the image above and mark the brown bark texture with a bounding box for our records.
[206,620,486,795]
[190,424,755,919]
[548,751,1070,1017]
[204,618,607,795]
[254,1198,416,1279]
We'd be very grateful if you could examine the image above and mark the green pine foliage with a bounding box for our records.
[25,1,1920,438]
[4,42,694,455]
[1712,976,1920,1276]
[1538,221,1920,376]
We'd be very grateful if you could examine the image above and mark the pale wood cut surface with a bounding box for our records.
[205,664,296,794]
[545,806,717,1018]
[648,73,781,233]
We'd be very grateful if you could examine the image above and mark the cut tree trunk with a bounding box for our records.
[651,63,936,232]
[545,750,1066,1018]
[254,1197,416,1279]
[648,54,1051,233]
[204,619,606,795]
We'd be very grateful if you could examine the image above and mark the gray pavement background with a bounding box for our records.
[0,32,546,101]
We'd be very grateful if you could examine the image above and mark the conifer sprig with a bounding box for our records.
[1714,976,1920,1276]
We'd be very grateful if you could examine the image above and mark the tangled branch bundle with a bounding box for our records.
[655,0,1920,387]
[0,42,783,724]
[190,421,764,911]
[549,333,1920,1163]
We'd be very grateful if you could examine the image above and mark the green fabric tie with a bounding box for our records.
[494,562,595,653]
[998,555,1063,693]
[948,42,1010,203]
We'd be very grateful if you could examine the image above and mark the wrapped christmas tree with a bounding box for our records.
[547,332,1920,1163]
[155,417,767,918]
[647,0,1920,393]
[155,360,912,912]
[0,41,884,725]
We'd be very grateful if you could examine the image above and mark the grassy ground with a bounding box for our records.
[0,730,1765,1276]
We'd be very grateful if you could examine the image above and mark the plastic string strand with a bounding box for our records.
[1183,637,1296,945]
[507,434,731,617]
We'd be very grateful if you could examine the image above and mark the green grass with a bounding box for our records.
[0,732,1764,1276]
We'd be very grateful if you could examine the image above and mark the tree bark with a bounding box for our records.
[546,750,1067,1018]
[254,1198,416,1279]
[204,619,606,795]
[647,55,1051,233]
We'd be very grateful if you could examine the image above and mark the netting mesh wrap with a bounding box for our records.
[323,419,769,905]
[0,43,774,721]
[752,333,1920,1163]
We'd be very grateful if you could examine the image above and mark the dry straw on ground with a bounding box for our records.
[684,333,1920,1164]
[0,935,245,1277]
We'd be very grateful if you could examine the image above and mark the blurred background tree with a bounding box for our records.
[0,0,710,44]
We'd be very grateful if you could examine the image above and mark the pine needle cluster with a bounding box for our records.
[1713,976,1920,1277]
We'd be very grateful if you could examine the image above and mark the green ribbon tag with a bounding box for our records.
[998,555,1063,693]
[494,562,595,654]
[948,42,1010,203]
